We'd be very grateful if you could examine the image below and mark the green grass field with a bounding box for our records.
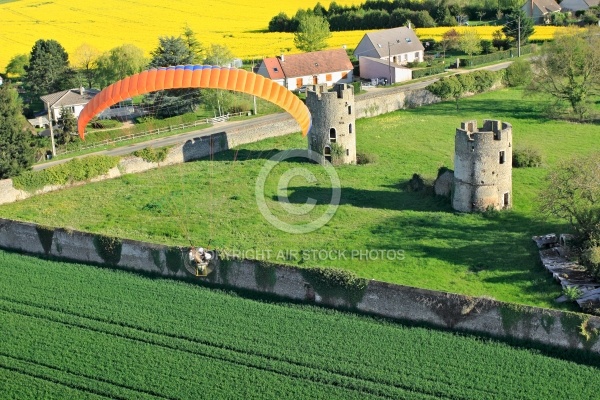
[1,88,598,309]
[1,249,599,399]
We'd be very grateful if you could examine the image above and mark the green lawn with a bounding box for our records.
[1,88,598,309]
[0,250,599,399]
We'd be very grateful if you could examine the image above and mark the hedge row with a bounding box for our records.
[412,63,447,79]
[459,44,537,67]
[13,155,119,192]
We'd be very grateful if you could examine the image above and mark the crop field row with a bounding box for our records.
[1,249,599,399]
[0,0,571,73]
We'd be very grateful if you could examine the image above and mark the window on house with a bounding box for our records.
[325,74,332,81]
[499,151,505,164]
[296,78,302,87]
[405,37,411,43]
[415,52,419,59]
[273,67,278,72]
[329,128,336,143]
[342,72,348,79]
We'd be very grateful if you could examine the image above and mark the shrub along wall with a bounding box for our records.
[1,217,599,355]
[459,44,537,67]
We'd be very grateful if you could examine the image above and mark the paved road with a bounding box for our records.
[33,60,513,171]
[33,113,290,170]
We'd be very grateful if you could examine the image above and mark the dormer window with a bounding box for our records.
[405,37,411,43]
[273,67,278,72]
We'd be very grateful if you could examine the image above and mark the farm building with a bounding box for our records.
[255,48,353,92]
[353,26,424,84]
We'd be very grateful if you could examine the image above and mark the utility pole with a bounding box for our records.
[46,102,56,157]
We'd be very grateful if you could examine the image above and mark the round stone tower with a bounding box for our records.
[305,83,356,165]
[452,119,512,212]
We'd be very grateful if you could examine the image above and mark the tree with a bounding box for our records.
[540,153,600,276]
[150,36,195,68]
[439,28,460,59]
[5,54,29,78]
[426,76,465,110]
[204,44,235,66]
[72,43,100,88]
[202,44,237,117]
[293,14,332,52]
[503,58,532,87]
[56,106,77,146]
[502,8,534,52]
[0,84,34,178]
[182,25,204,63]
[147,36,202,118]
[527,28,600,120]
[95,44,147,88]
[458,30,483,57]
[24,39,76,97]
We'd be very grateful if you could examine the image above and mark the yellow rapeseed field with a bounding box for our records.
[415,25,571,42]
[0,0,364,72]
[0,0,571,74]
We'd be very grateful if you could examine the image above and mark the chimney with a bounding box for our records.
[79,86,85,95]
[280,54,285,62]
[408,21,412,30]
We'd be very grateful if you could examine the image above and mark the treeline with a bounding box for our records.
[268,0,525,32]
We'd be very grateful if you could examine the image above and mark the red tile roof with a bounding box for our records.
[262,57,285,80]
[277,48,352,78]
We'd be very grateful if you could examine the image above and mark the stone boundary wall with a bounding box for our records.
[1,217,598,355]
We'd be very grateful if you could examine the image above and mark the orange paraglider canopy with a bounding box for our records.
[77,65,312,139]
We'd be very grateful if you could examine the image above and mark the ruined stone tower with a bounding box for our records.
[305,83,356,165]
[453,120,512,212]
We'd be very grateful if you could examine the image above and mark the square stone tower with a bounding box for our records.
[305,83,356,165]
[453,120,512,212]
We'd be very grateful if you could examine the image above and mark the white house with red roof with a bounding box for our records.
[256,48,353,91]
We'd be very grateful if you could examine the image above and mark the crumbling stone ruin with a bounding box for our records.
[306,83,356,165]
[452,120,512,212]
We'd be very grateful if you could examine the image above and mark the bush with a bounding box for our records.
[13,155,119,192]
[512,147,542,168]
[459,45,536,67]
[132,147,169,163]
[503,58,532,87]
[563,286,584,301]
[356,152,378,165]
[412,63,446,79]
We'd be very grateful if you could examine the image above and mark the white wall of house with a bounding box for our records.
[386,50,423,65]
[359,58,412,84]
[49,104,86,121]
[283,70,353,91]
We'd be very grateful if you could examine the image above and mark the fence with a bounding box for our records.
[56,112,249,156]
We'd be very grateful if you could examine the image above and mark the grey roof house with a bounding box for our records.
[522,0,562,24]
[40,87,100,122]
[559,0,599,12]
[353,26,425,84]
